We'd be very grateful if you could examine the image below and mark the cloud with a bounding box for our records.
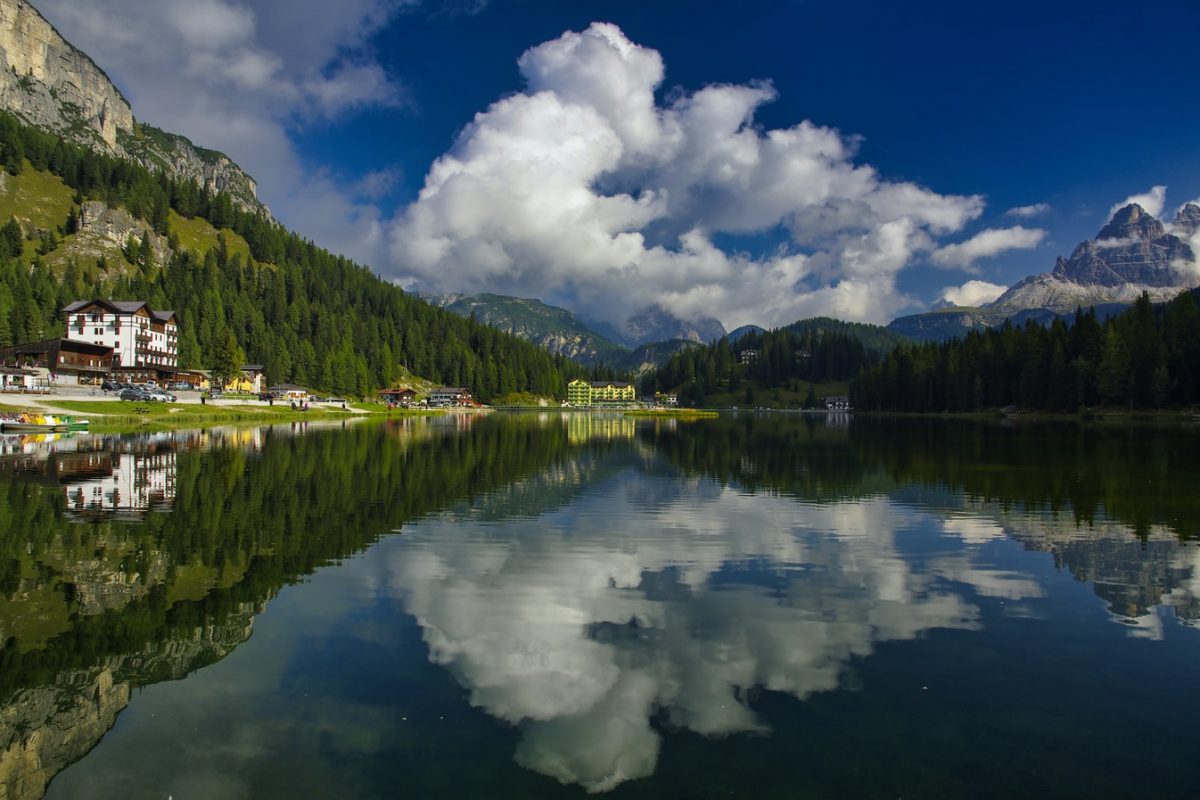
[1109,185,1166,219]
[930,226,1046,270]
[36,0,408,268]
[1005,203,1050,219]
[387,22,983,329]
[353,167,404,200]
[936,280,1008,308]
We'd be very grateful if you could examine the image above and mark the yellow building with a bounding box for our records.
[567,379,636,406]
[223,365,265,394]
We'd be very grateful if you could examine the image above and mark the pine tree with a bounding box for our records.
[210,326,245,388]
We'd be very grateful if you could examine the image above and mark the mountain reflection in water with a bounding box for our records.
[0,414,1195,798]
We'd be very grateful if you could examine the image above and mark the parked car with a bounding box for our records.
[169,382,191,391]
[148,389,176,402]
[118,387,153,402]
[101,379,121,392]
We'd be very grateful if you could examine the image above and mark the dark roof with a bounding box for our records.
[589,381,632,388]
[0,338,113,357]
[431,387,469,393]
[241,364,265,371]
[64,300,174,321]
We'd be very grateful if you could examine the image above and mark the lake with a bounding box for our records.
[1,413,1198,799]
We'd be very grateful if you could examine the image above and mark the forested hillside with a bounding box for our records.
[786,317,910,355]
[0,111,585,400]
[641,325,875,406]
[852,291,1200,412]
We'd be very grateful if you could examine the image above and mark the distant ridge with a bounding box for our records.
[727,324,765,342]
[431,293,627,366]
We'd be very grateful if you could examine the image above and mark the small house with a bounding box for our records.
[269,383,309,402]
[225,365,266,394]
[0,366,37,391]
[380,387,418,406]
[428,387,472,407]
[824,395,851,411]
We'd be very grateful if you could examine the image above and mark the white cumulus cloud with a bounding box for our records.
[1109,185,1166,219]
[1004,203,1050,218]
[930,226,1046,270]
[387,22,983,330]
[937,280,1008,308]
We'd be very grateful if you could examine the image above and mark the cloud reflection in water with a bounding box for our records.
[384,478,1020,792]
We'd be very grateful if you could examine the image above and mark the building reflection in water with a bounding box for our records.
[565,412,636,445]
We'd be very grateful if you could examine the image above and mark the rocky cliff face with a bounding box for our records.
[0,603,259,800]
[991,203,1198,312]
[0,0,130,150]
[1173,203,1200,238]
[0,0,266,215]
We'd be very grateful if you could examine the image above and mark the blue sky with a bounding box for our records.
[37,0,1200,330]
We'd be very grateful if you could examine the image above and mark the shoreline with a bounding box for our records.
[0,396,440,433]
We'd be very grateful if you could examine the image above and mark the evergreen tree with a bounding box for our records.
[210,326,245,388]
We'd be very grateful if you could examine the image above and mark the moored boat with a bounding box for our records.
[0,413,88,433]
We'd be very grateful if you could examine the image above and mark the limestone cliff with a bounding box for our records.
[990,203,1198,312]
[0,0,266,215]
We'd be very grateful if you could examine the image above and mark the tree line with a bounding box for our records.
[640,324,873,406]
[0,111,586,400]
[851,291,1200,411]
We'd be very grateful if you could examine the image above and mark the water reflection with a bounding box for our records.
[0,415,1196,798]
[385,473,1041,790]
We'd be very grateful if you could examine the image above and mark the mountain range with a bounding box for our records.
[427,292,709,372]
[2,0,1192,376]
[889,202,1200,341]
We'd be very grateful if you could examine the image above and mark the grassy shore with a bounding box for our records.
[623,409,719,419]
[0,399,434,433]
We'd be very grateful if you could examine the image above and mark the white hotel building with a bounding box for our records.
[63,300,179,378]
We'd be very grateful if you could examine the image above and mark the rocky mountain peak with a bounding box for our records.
[1095,203,1164,242]
[1172,203,1200,237]
[0,0,267,216]
[981,200,1198,317]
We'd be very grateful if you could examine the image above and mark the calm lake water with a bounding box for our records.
[2,413,1199,798]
